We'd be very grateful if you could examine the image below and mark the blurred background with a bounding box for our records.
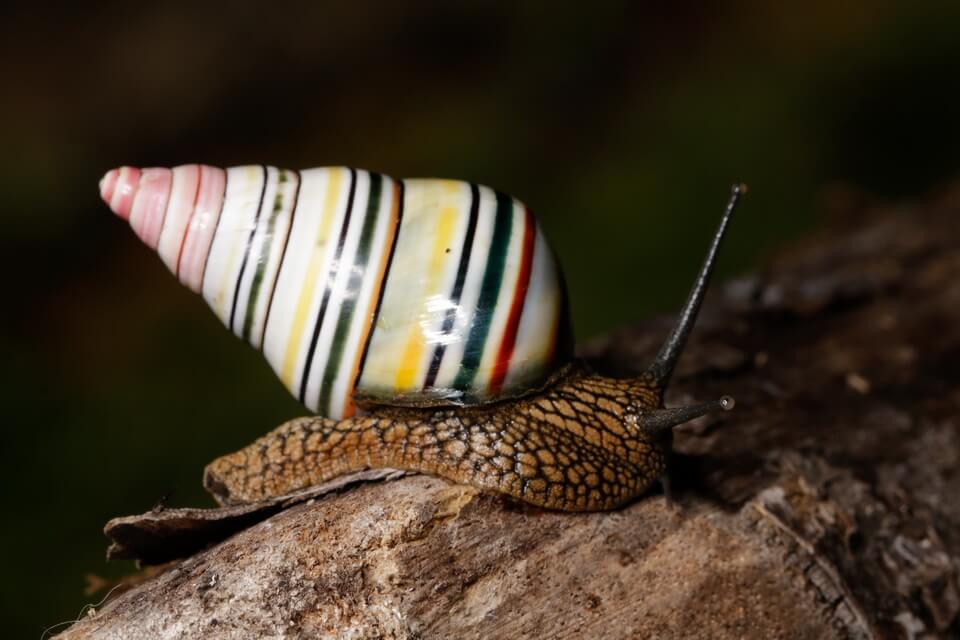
[3,1,959,635]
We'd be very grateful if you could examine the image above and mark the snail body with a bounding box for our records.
[101,164,740,511]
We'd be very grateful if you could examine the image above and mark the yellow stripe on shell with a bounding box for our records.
[394,181,461,390]
[279,168,345,388]
[356,180,470,396]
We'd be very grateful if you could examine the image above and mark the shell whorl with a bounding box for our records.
[101,165,573,419]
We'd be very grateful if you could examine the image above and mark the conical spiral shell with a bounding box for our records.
[101,165,573,419]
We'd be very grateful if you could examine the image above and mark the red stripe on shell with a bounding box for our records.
[489,206,537,396]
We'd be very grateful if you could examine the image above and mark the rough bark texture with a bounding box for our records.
[60,185,960,639]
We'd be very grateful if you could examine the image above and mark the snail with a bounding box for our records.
[100,164,740,512]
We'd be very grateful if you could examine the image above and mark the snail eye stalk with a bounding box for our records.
[646,183,745,389]
[639,396,735,436]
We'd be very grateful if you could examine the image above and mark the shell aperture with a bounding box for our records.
[100,165,573,418]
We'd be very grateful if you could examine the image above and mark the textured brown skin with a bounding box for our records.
[204,364,666,511]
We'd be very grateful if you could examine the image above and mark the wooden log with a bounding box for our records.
[59,185,960,639]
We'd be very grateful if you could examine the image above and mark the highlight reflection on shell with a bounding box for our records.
[101,165,573,419]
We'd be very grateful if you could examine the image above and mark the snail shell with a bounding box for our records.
[101,165,573,419]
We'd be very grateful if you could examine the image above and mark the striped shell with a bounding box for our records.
[101,165,573,419]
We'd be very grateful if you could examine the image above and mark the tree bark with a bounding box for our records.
[60,185,960,639]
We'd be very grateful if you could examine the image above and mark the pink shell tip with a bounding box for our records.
[99,169,118,206]
[101,166,140,221]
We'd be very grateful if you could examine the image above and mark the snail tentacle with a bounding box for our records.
[646,183,745,388]
[638,395,735,436]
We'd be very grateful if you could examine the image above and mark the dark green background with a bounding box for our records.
[3,2,959,636]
